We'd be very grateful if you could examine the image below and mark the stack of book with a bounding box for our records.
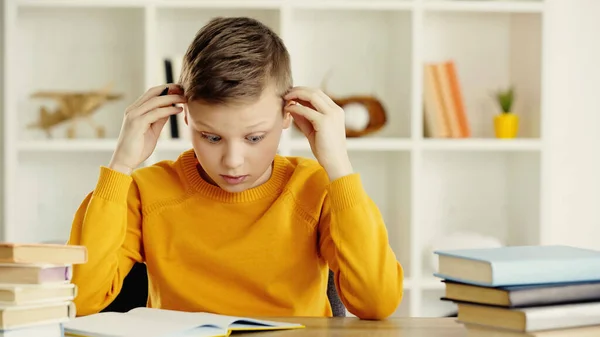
[0,243,87,337]
[423,60,471,138]
[434,245,600,336]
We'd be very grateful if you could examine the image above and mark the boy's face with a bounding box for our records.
[184,83,292,193]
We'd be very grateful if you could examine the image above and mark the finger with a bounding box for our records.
[150,116,169,137]
[292,113,314,138]
[284,87,331,113]
[142,105,183,125]
[131,84,183,109]
[284,103,323,127]
[291,86,338,108]
[134,95,187,117]
[292,99,316,111]
[130,85,167,108]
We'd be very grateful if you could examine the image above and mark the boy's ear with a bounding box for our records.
[282,99,293,129]
[282,111,292,129]
[183,104,189,125]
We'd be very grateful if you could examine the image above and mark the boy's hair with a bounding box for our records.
[179,16,292,105]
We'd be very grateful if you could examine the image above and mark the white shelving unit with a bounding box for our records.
[1,0,547,317]
[0,0,4,233]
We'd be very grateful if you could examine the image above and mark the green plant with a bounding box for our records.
[495,86,515,113]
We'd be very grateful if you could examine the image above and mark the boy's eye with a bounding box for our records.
[246,135,265,143]
[201,134,221,143]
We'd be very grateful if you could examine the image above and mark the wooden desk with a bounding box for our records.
[235,317,466,336]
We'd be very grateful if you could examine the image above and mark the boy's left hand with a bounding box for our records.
[284,87,353,181]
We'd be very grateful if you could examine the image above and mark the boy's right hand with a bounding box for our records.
[109,84,187,175]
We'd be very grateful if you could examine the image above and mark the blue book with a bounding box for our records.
[433,245,600,287]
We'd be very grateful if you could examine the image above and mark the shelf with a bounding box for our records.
[420,277,445,290]
[4,0,551,319]
[17,139,195,153]
[421,288,456,317]
[400,277,441,291]
[424,1,544,13]
[154,0,284,9]
[422,8,542,139]
[420,138,542,151]
[17,138,542,153]
[418,150,541,277]
[16,6,145,140]
[289,137,412,151]
[16,0,284,8]
[152,5,281,90]
[289,137,542,152]
[393,290,412,317]
[15,0,544,12]
[16,151,115,243]
[16,0,148,7]
[18,139,117,152]
[291,0,413,10]
[155,140,193,152]
[288,7,413,138]
[155,6,281,52]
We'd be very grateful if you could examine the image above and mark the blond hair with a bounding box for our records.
[179,16,292,104]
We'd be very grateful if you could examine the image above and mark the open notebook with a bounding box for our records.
[63,307,304,337]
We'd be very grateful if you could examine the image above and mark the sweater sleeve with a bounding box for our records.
[67,166,144,316]
[318,173,404,320]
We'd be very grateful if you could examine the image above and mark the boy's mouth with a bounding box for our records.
[220,175,248,185]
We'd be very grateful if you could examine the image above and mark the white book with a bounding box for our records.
[0,323,63,337]
[457,301,600,332]
[63,307,304,337]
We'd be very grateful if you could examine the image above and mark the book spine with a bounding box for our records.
[525,302,600,331]
[494,259,600,286]
[510,282,600,307]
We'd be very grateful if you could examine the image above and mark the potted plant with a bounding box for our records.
[494,86,518,138]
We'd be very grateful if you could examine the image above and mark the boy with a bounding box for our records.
[67,16,404,320]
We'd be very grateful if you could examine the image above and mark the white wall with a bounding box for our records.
[0,0,4,232]
[543,0,600,249]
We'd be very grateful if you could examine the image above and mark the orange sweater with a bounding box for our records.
[68,149,404,319]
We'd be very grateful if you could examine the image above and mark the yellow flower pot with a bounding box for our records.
[494,113,519,138]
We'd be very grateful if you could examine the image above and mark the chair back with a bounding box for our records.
[103,263,346,317]
[327,270,346,317]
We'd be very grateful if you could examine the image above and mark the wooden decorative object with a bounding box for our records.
[293,72,387,137]
[330,94,387,137]
[27,82,123,139]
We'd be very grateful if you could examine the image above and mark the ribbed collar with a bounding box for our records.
[178,149,291,203]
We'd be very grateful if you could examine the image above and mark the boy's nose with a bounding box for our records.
[222,146,244,170]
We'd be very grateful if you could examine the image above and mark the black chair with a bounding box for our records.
[102,262,346,317]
